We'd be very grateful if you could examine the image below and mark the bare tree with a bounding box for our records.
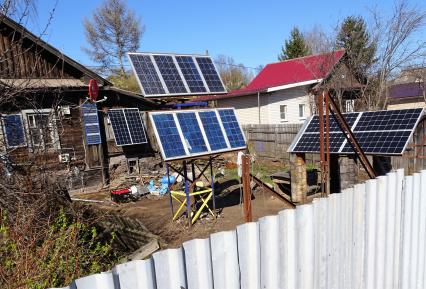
[83,0,144,75]
[365,0,426,110]
[214,55,253,91]
[304,25,335,55]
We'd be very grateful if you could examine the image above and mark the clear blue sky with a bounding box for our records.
[30,0,426,73]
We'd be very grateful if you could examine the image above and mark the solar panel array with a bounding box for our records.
[108,108,148,146]
[2,114,26,148]
[289,108,423,155]
[81,104,102,145]
[128,53,227,97]
[149,108,246,161]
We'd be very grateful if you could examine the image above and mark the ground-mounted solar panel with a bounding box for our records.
[289,108,424,155]
[108,108,148,146]
[198,111,228,151]
[218,109,246,148]
[128,52,227,97]
[151,113,186,159]
[149,108,246,161]
[81,104,102,145]
[176,112,208,154]
[2,114,26,148]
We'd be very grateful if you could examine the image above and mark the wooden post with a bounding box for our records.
[242,154,252,222]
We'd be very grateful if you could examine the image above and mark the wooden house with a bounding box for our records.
[0,15,158,189]
[195,50,364,125]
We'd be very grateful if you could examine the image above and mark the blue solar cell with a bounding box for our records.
[195,57,226,92]
[175,56,207,93]
[153,55,188,94]
[108,110,132,146]
[198,111,228,151]
[176,112,208,154]
[124,109,147,144]
[152,114,186,158]
[3,114,25,147]
[82,104,102,145]
[129,54,165,95]
[218,109,246,148]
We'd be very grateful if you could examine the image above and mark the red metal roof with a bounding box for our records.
[195,50,345,102]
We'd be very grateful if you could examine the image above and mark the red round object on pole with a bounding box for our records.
[88,79,99,101]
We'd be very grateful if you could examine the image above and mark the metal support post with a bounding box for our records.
[210,156,216,212]
[166,163,174,217]
[183,161,191,227]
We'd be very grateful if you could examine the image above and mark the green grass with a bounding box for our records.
[222,161,289,184]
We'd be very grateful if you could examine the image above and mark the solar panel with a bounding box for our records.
[124,109,148,144]
[128,53,227,97]
[176,56,207,93]
[195,57,226,92]
[149,108,246,161]
[198,111,228,151]
[81,104,102,145]
[218,109,246,148]
[289,108,424,155]
[152,114,186,158]
[2,114,26,147]
[176,112,208,154]
[108,108,148,146]
[153,55,188,94]
[128,54,165,96]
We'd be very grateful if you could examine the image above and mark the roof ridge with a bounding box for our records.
[265,49,345,66]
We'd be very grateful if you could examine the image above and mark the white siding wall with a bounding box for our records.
[388,102,425,110]
[216,86,312,125]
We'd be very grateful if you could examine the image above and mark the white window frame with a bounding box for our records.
[299,103,306,119]
[21,109,61,151]
[1,113,27,149]
[280,105,287,122]
[345,99,355,112]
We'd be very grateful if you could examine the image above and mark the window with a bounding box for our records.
[299,104,306,119]
[2,114,26,148]
[345,100,355,112]
[21,109,60,151]
[280,105,287,121]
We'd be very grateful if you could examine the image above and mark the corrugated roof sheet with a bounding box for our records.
[194,50,345,102]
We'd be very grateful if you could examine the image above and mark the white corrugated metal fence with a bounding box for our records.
[55,169,426,289]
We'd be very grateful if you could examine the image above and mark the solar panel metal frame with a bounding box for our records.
[1,113,27,148]
[81,104,102,145]
[288,108,424,156]
[108,108,148,147]
[149,108,246,161]
[127,52,227,98]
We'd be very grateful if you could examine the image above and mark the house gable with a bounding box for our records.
[0,15,108,85]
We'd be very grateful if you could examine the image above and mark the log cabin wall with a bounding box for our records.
[0,24,80,79]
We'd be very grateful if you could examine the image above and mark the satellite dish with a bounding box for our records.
[88,79,99,102]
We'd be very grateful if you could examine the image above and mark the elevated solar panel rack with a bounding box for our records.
[127,52,227,97]
[288,108,424,156]
[149,108,246,161]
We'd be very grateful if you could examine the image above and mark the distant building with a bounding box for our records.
[194,50,363,125]
[387,68,426,110]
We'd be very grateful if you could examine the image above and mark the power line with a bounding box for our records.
[84,60,261,72]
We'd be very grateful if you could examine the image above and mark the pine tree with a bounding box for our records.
[278,27,311,61]
[336,16,376,74]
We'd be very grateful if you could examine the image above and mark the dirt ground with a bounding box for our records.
[76,179,292,248]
